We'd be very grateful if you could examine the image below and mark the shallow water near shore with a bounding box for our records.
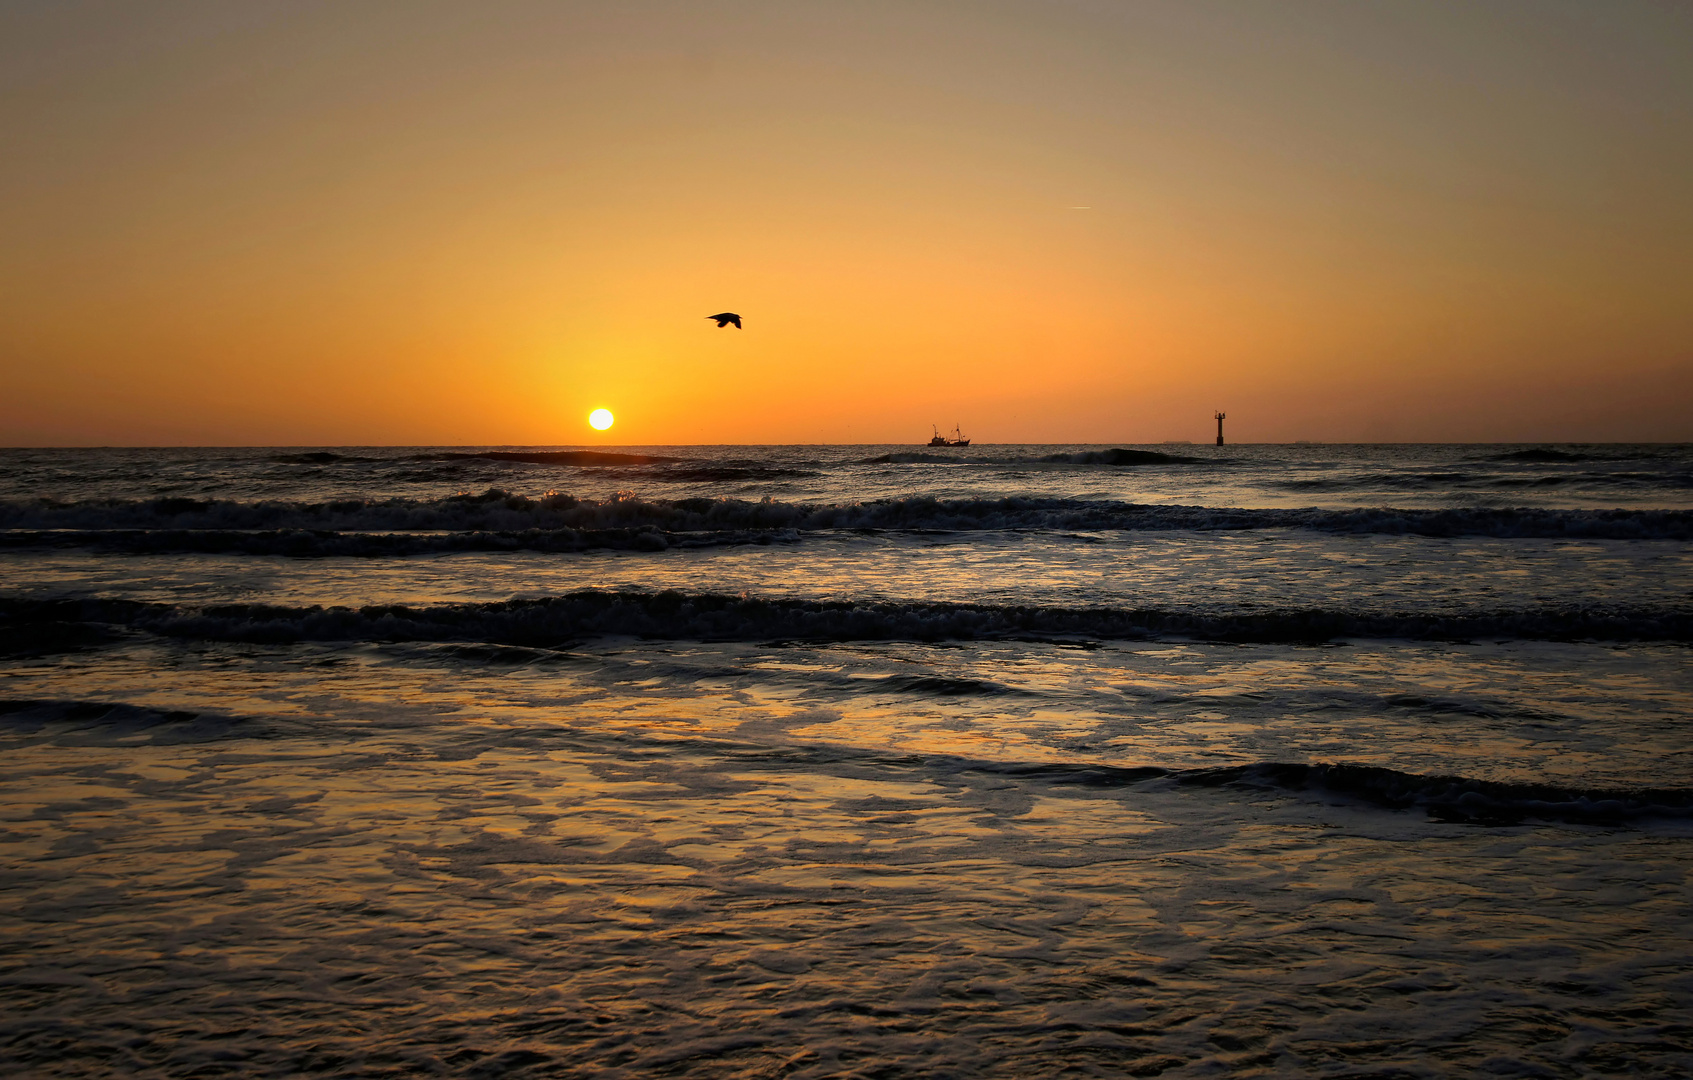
[3,444,1691,1076]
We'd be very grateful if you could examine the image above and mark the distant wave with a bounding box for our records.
[1034,449,1200,465]
[1482,447,1679,464]
[271,450,689,467]
[0,527,799,557]
[863,452,974,464]
[1491,448,1593,463]
[864,448,1199,466]
[4,491,1689,541]
[434,450,682,465]
[1274,470,1692,492]
[5,593,1689,652]
[637,467,821,483]
[270,451,381,465]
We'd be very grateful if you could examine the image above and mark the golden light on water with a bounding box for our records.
[588,409,615,431]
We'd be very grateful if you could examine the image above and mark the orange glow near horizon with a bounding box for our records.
[1,2,1689,445]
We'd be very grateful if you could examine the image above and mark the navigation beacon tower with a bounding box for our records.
[1214,411,1226,446]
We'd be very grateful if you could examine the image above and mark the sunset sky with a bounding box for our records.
[3,0,1689,445]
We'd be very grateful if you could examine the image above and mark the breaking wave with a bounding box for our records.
[1034,449,1200,465]
[3,491,1690,541]
[5,593,1689,648]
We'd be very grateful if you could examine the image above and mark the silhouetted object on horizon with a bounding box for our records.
[929,424,971,447]
[707,312,742,328]
[1215,411,1226,446]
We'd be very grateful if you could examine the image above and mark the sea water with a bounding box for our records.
[1,443,1690,1077]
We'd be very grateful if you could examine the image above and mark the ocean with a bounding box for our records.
[2,442,1690,1077]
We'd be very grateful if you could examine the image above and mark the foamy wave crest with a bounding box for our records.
[2,491,1689,540]
[6,594,1689,648]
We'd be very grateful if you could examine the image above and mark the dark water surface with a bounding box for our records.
[2,444,1690,1077]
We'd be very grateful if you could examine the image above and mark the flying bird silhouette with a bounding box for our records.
[707,312,742,329]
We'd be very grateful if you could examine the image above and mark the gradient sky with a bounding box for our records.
[2,0,1690,445]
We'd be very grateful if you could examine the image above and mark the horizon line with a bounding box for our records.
[3,440,1689,451]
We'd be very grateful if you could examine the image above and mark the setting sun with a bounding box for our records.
[588,409,614,431]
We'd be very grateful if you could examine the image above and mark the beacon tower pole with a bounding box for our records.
[1214,412,1226,446]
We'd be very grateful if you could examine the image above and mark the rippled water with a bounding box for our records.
[2,444,1690,1076]
[3,442,1690,508]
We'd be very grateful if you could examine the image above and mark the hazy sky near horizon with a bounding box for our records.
[2,0,1690,445]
